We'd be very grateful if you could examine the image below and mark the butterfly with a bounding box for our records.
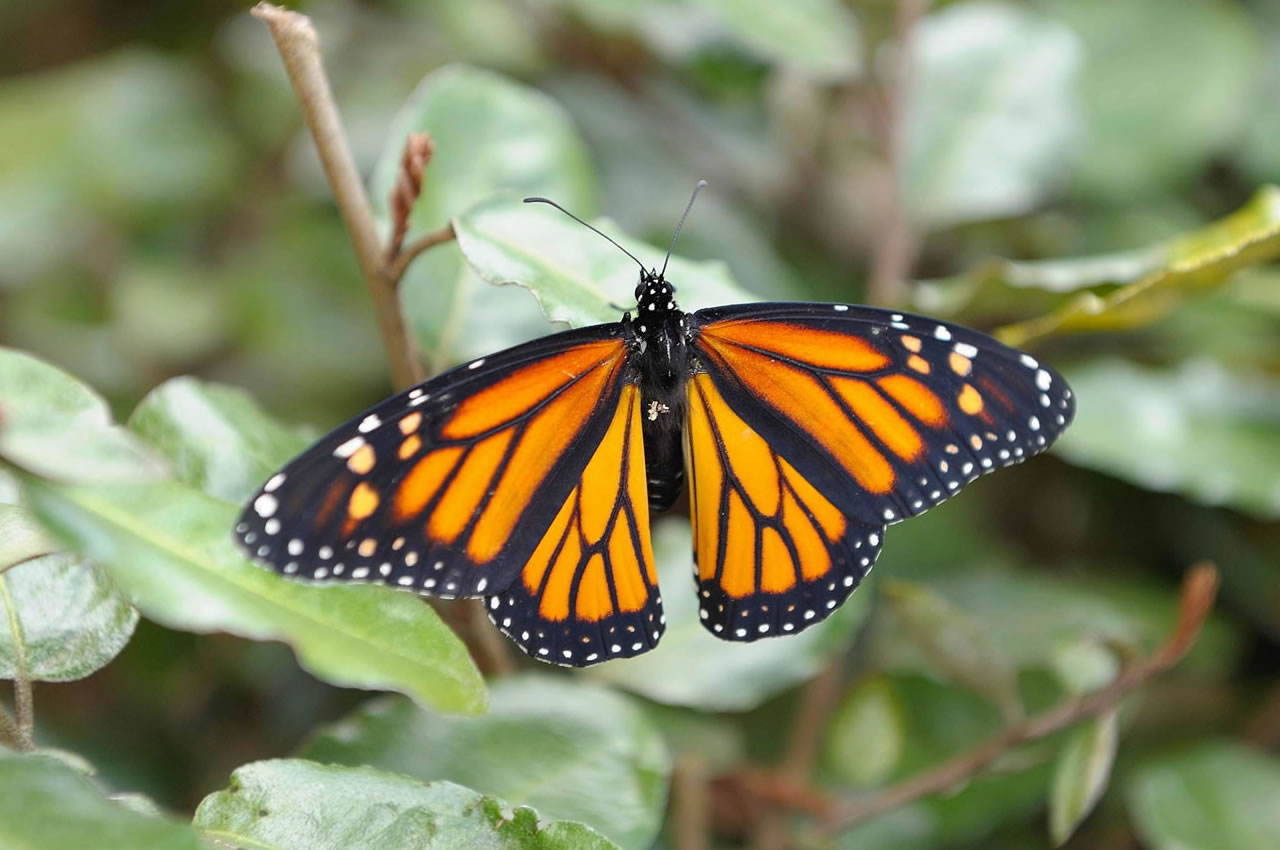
[234,187,1075,667]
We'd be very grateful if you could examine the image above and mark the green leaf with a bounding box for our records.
[454,196,759,329]
[1128,742,1280,850]
[697,0,861,80]
[905,2,1082,227]
[587,518,871,711]
[23,477,486,715]
[0,503,57,570]
[368,65,595,369]
[0,347,166,484]
[303,674,669,850]
[1053,0,1260,200]
[0,51,238,281]
[1048,711,1118,845]
[1055,359,1280,518]
[836,674,1057,850]
[826,676,906,788]
[128,377,312,504]
[994,186,1280,345]
[880,578,1023,722]
[874,564,1238,681]
[0,751,202,850]
[195,760,618,850]
[0,553,137,681]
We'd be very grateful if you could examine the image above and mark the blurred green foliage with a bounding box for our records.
[3,1,1280,849]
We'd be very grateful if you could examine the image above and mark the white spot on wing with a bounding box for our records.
[358,414,381,433]
[333,436,365,458]
[253,493,278,518]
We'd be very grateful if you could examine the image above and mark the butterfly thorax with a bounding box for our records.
[626,268,690,512]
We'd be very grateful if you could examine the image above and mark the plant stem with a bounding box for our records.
[253,3,512,676]
[867,0,930,307]
[820,563,1219,831]
[0,574,34,750]
[252,3,423,389]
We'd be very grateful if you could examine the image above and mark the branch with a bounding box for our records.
[252,3,422,389]
[0,574,34,751]
[254,3,511,676]
[385,223,456,284]
[867,0,930,307]
[820,563,1219,831]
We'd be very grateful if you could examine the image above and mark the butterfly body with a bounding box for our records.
[236,265,1074,666]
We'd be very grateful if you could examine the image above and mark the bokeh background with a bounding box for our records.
[3,1,1280,848]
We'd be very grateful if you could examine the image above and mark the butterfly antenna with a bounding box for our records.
[523,196,646,272]
[660,179,708,278]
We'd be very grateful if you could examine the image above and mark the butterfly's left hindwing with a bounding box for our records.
[234,326,630,600]
[486,384,664,666]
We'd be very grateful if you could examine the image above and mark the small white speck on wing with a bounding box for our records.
[264,473,286,492]
[953,342,978,358]
[358,414,381,433]
[834,304,849,312]
[1021,354,1039,369]
[934,325,952,341]
[468,358,486,370]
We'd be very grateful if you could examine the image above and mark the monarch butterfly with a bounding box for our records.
[234,185,1074,667]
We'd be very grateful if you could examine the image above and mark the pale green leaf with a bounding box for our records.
[194,760,618,850]
[369,65,594,369]
[0,503,57,570]
[995,186,1280,346]
[128,377,312,504]
[906,2,1082,227]
[1054,0,1260,200]
[1049,711,1118,845]
[697,0,861,80]
[826,676,906,788]
[0,752,202,850]
[880,578,1022,721]
[23,477,486,715]
[302,674,669,850]
[0,347,166,484]
[1056,359,1280,518]
[0,553,137,681]
[1128,742,1280,850]
[454,196,759,330]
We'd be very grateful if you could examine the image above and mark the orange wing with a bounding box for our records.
[234,326,632,602]
[684,373,884,639]
[685,302,1074,640]
[691,303,1074,528]
[486,384,664,665]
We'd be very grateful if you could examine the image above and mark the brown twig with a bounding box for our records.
[252,3,422,389]
[867,0,930,307]
[384,223,457,284]
[820,563,1220,832]
[722,564,1219,833]
[253,3,512,677]
[672,753,712,850]
[751,656,845,849]
[386,132,435,260]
